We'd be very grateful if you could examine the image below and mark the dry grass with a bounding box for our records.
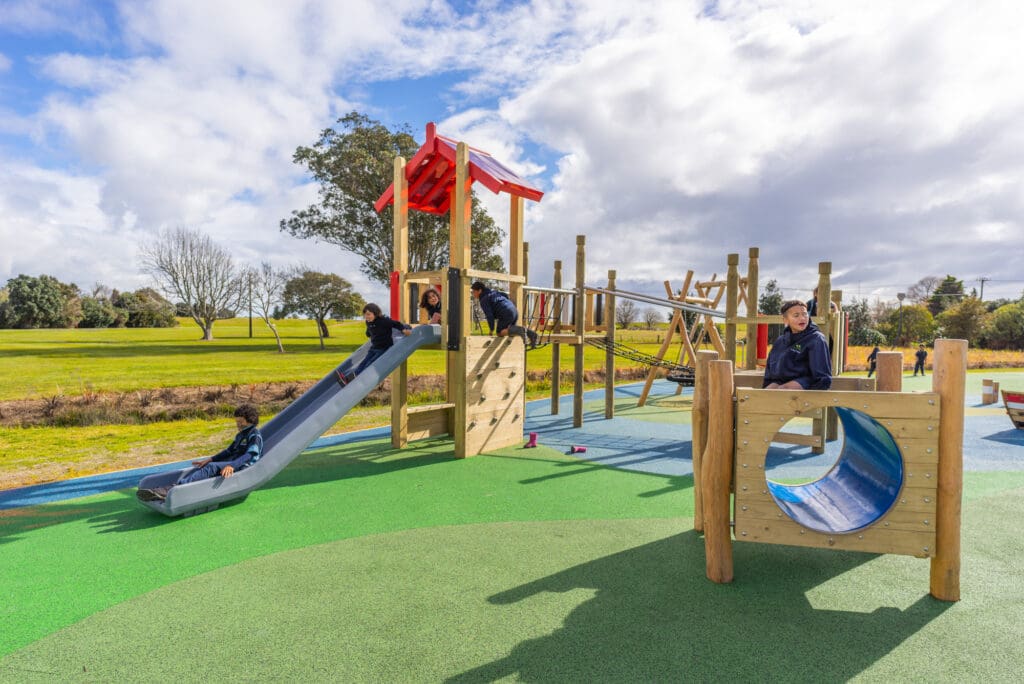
[845,345,1024,371]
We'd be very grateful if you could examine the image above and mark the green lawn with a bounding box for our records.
[0,318,678,401]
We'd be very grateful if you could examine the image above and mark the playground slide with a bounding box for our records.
[136,324,442,517]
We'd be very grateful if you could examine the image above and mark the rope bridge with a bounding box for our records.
[586,338,695,385]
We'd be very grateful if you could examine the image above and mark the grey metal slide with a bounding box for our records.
[136,324,442,517]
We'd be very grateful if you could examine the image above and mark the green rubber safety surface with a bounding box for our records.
[2,436,1024,680]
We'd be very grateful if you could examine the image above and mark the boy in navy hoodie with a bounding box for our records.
[470,281,538,348]
[353,303,411,376]
[763,300,832,390]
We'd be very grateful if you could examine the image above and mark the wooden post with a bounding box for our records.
[573,235,586,428]
[391,156,409,448]
[551,260,562,415]
[509,196,525,317]
[876,351,903,392]
[725,254,739,363]
[830,289,844,373]
[450,141,472,458]
[605,270,616,419]
[744,247,759,370]
[702,359,734,583]
[981,378,996,405]
[930,338,967,601]
[692,349,719,533]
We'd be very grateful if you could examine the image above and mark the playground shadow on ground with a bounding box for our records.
[447,532,949,682]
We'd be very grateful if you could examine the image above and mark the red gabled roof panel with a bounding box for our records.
[374,122,543,215]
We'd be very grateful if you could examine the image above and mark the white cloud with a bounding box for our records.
[4,0,1024,309]
[0,0,109,41]
[0,53,11,72]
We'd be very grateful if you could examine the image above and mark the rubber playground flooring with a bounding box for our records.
[1,377,1024,681]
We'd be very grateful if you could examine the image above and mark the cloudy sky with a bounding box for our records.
[2,0,1023,311]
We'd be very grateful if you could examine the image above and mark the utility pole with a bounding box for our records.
[978,277,989,302]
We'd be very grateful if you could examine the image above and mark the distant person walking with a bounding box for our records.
[867,345,879,378]
[913,344,928,376]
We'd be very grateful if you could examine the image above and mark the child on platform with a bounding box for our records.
[419,288,442,324]
[763,300,832,390]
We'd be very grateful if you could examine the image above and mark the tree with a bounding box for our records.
[0,287,11,328]
[112,288,177,328]
[926,275,965,316]
[615,299,638,329]
[758,278,784,341]
[4,274,68,328]
[248,262,289,353]
[642,307,661,330]
[907,276,941,305]
[758,279,783,315]
[281,112,505,285]
[878,303,936,346]
[936,297,989,346]
[281,270,362,349]
[79,295,119,328]
[984,302,1024,350]
[140,227,241,340]
[844,297,881,345]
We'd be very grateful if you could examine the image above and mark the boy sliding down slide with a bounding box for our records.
[137,404,263,502]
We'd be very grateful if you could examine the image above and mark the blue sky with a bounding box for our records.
[2,0,1023,310]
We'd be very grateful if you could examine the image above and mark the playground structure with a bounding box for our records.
[692,339,966,601]
[374,123,543,457]
[377,122,966,601]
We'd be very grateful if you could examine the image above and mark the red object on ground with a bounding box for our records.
[570,445,587,454]
[389,271,399,319]
[524,432,538,448]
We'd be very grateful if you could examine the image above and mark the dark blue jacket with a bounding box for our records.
[211,425,263,471]
[763,322,832,390]
[365,315,411,349]
[478,288,518,333]
[423,300,441,321]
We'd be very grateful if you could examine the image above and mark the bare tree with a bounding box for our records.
[140,227,241,341]
[642,307,661,330]
[615,299,638,329]
[248,262,289,353]
[907,276,941,304]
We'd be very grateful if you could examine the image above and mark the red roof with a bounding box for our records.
[374,122,543,215]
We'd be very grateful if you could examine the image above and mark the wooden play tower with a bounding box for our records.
[375,123,543,458]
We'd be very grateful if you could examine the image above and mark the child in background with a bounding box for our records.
[913,344,928,376]
[353,303,411,377]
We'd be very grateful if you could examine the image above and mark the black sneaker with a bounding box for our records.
[527,330,539,349]
[137,486,171,502]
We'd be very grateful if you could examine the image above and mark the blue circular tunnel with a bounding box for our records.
[765,407,904,534]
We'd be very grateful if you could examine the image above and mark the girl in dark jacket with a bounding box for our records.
[354,303,411,376]
[763,300,832,390]
[419,288,442,324]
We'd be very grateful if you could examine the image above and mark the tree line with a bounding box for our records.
[759,275,1024,350]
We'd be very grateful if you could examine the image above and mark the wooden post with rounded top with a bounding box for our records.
[725,254,739,363]
[391,156,409,448]
[551,260,562,415]
[692,349,719,533]
[930,338,966,601]
[605,270,616,419]
[876,351,904,392]
[702,358,735,583]
[573,235,586,428]
[744,248,759,370]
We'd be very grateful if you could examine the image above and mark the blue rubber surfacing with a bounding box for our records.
[3,380,1023,509]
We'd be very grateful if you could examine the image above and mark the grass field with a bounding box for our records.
[2,319,1022,490]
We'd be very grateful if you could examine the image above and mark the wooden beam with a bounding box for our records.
[573,235,586,428]
[703,359,735,583]
[551,260,562,415]
[391,156,409,449]
[605,270,616,419]
[745,247,759,370]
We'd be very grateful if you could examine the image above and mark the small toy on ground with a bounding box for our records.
[569,445,587,454]
[524,432,538,448]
